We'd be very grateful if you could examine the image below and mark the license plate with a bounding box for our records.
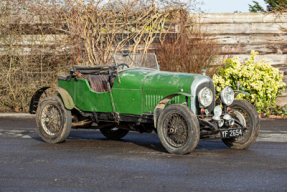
[220,128,243,138]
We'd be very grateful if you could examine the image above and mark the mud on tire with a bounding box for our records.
[36,96,72,143]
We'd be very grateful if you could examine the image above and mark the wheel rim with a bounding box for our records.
[230,106,252,142]
[163,111,189,148]
[41,104,63,136]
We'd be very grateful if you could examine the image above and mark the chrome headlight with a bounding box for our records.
[220,86,234,106]
[198,87,213,107]
[213,105,222,120]
[214,105,222,116]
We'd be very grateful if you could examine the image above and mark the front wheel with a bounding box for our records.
[222,100,260,149]
[157,104,200,155]
[36,96,72,143]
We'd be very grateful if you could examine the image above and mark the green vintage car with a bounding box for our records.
[29,53,260,154]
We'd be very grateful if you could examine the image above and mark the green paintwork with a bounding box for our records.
[58,69,198,115]
[111,69,148,115]
[58,78,112,112]
[141,70,197,113]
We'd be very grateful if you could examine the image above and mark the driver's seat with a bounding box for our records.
[89,75,115,93]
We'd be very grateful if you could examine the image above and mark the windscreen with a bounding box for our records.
[113,53,159,71]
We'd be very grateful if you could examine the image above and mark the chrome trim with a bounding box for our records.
[190,75,214,114]
[213,105,222,120]
[223,114,232,120]
[218,119,224,127]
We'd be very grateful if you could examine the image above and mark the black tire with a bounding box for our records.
[100,126,129,140]
[222,100,260,149]
[157,104,200,155]
[36,96,72,143]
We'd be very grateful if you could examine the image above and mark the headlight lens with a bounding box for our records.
[212,105,222,120]
[198,87,213,107]
[220,86,234,106]
[214,105,222,116]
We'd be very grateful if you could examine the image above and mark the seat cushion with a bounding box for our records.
[89,75,110,92]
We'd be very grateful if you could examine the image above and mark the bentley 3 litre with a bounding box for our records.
[29,53,260,154]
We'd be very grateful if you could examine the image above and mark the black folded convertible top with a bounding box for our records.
[70,65,117,76]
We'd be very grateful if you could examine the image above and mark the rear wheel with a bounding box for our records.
[157,104,200,155]
[222,100,260,149]
[36,96,72,143]
[100,126,129,140]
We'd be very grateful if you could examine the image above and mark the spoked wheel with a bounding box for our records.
[157,104,200,155]
[222,100,260,149]
[100,126,129,140]
[163,112,189,148]
[36,96,72,143]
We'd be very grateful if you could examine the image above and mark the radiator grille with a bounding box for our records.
[145,95,181,108]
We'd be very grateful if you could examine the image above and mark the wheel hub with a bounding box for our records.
[169,128,175,133]
[169,124,184,134]
[164,112,188,148]
[41,104,62,136]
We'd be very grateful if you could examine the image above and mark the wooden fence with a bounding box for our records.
[1,13,287,70]
[1,13,287,110]
[192,13,287,94]
[193,13,287,68]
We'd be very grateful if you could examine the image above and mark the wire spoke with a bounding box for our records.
[41,104,62,136]
[163,111,188,148]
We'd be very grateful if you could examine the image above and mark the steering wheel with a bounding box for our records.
[118,63,130,70]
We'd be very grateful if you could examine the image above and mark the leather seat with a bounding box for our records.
[89,75,110,92]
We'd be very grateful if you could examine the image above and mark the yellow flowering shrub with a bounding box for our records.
[212,51,286,114]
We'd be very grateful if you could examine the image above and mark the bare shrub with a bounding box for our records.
[34,0,191,66]
[0,0,203,112]
[0,0,72,112]
[155,12,222,77]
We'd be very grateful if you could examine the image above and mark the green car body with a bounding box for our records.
[58,69,212,115]
[30,53,260,154]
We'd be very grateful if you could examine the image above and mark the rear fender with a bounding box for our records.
[29,87,74,114]
[153,92,193,128]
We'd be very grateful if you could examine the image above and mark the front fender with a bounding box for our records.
[153,92,194,128]
[29,87,74,114]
